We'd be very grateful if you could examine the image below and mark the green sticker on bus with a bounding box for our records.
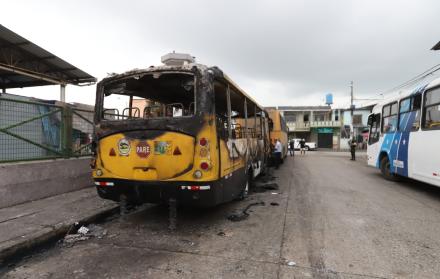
[154,141,172,155]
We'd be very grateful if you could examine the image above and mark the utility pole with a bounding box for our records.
[350,81,354,141]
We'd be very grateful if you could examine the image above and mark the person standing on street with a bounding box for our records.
[274,139,282,169]
[289,139,295,157]
[300,138,306,155]
[348,137,357,161]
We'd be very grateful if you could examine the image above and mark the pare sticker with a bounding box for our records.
[118,138,131,156]
[136,141,151,158]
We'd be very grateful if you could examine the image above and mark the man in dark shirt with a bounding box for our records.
[348,137,357,161]
[300,138,306,155]
[289,140,295,156]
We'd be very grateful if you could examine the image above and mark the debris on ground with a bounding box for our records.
[270,202,280,206]
[66,221,81,235]
[227,201,265,222]
[180,239,195,246]
[77,226,89,235]
[287,261,296,266]
[271,192,279,195]
[64,234,89,243]
[217,231,233,237]
[87,224,108,238]
[62,224,107,246]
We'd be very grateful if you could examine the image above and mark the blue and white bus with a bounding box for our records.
[367,78,440,187]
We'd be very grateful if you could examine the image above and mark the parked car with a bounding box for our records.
[290,138,317,151]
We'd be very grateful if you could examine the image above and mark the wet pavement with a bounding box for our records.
[2,151,440,278]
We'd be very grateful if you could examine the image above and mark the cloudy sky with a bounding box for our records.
[3,0,440,108]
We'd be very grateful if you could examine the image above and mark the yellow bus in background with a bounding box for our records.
[91,54,271,207]
[267,109,288,159]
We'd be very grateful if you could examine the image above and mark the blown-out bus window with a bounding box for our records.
[214,81,229,139]
[229,88,246,139]
[101,73,195,120]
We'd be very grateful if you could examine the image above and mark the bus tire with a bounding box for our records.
[260,163,268,176]
[380,156,400,181]
[120,194,129,216]
[238,172,252,200]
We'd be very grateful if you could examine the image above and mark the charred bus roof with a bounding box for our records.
[99,64,203,86]
[97,53,266,112]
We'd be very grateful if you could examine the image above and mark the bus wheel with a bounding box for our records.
[120,194,129,216]
[238,173,251,200]
[380,156,400,181]
[260,163,268,176]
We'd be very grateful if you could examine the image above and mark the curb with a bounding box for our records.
[0,205,119,268]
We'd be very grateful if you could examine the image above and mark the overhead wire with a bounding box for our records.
[381,63,440,95]
[356,63,440,107]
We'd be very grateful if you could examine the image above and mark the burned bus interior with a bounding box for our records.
[214,80,263,141]
[101,73,196,120]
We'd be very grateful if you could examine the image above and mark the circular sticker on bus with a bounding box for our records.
[118,138,131,156]
[136,141,151,158]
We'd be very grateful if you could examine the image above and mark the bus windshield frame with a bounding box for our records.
[95,71,197,123]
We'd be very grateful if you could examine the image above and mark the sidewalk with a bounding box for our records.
[0,187,118,266]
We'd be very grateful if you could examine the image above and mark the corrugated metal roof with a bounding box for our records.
[432,41,440,50]
[0,24,96,89]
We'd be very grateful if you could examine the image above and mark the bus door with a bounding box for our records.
[410,88,440,183]
[367,113,381,167]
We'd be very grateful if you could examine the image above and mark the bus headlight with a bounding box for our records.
[96,169,103,176]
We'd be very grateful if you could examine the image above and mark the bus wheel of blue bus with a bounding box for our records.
[380,156,400,181]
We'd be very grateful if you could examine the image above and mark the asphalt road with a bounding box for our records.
[3,151,440,279]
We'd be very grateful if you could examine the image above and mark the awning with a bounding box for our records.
[0,24,96,89]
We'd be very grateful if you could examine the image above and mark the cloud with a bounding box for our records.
[3,0,440,107]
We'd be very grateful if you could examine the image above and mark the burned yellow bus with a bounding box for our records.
[267,109,288,158]
[91,54,271,207]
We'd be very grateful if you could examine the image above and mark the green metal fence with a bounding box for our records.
[0,97,94,163]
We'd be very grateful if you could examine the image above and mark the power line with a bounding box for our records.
[381,63,440,95]
[354,63,440,107]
